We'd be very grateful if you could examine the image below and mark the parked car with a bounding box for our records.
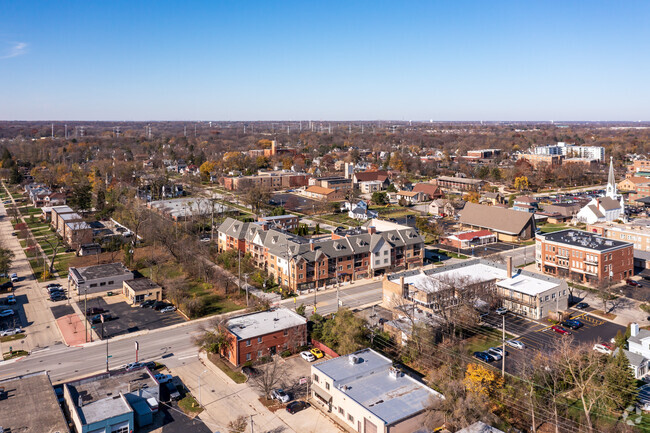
[593,343,614,355]
[46,283,61,289]
[10,273,18,283]
[562,319,583,330]
[154,373,173,384]
[153,301,171,311]
[575,302,589,310]
[626,279,641,287]
[86,307,107,315]
[495,307,508,315]
[160,306,177,313]
[300,351,316,362]
[0,282,13,290]
[47,286,64,294]
[0,309,14,317]
[506,340,525,350]
[473,351,495,363]
[0,327,22,337]
[271,388,291,403]
[489,347,508,358]
[124,362,143,371]
[486,348,502,360]
[140,300,155,308]
[6,295,15,305]
[310,348,324,359]
[50,293,66,301]
[242,366,260,377]
[143,361,157,370]
[91,313,114,324]
[551,325,571,335]
[286,401,309,414]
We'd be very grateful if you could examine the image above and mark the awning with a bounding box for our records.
[312,383,332,403]
[638,268,650,279]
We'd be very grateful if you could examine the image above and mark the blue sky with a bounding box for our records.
[1,1,649,121]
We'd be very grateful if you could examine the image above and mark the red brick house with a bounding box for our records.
[221,309,307,366]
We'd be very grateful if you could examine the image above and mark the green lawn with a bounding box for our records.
[208,353,247,383]
[321,213,359,228]
[465,327,515,354]
[178,394,204,414]
[539,223,569,233]
[26,220,48,229]
[0,333,26,343]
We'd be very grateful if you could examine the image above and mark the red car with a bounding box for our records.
[626,279,641,287]
[551,325,571,335]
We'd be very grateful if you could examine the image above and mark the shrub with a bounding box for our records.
[280,350,291,358]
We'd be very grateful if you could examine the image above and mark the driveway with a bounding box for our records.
[79,298,185,339]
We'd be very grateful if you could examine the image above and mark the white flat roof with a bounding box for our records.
[226,308,306,340]
[404,262,559,297]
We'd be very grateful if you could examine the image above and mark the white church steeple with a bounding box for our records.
[606,156,617,199]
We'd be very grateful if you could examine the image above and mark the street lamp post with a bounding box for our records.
[198,369,208,406]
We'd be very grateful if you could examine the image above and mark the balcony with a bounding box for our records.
[584,258,598,265]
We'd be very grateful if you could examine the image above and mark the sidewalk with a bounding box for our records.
[170,352,342,433]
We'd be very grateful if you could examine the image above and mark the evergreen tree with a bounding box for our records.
[9,166,22,184]
[604,349,638,410]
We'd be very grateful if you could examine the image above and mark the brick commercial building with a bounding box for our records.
[217,218,424,292]
[519,153,564,168]
[309,176,353,191]
[222,171,310,191]
[221,308,307,366]
[435,175,485,192]
[535,229,634,284]
[627,159,650,179]
[303,185,346,201]
[69,262,134,296]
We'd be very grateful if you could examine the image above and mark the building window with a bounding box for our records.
[284,329,288,336]
[257,337,263,343]
[100,282,106,286]
[325,382,330,390]
[246,353,251,361]
[384,258,388,264]
[339,407,345,416]
[246,339,251,347]
[111,426,129,433]
[375,260,380,265]
[257,350,263,357]
[348,414,354,423]
[90,283,97,288]
[545,296,549,301]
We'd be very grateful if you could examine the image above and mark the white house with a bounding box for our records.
[576,157,625,224]
[622,323,650,379]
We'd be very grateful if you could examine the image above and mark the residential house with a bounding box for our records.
[428,199,456,217]
[513,196,538,213]
[258,214,300,231]
[348,205,378,221]
[395,190,426,205]
[481,192,506,206]
[221,308,307,366]
[311,348,444,433]
[621,323,650,379]
[459,202,536,241]
[412,182,444,201]
[535,229,634,284]
[352,170,390,189]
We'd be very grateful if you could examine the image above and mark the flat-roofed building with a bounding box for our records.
[69,262,134,296]
[221,308,307,366]
[536,229,634,284]
[309,176,353,191]
[51,204,76,233]
[0,371,70,433]
[65,220,93,249]
[435,175,485,192]
[122,278,162,305]
[311,348,444,433]
[63,369,160,433]
[441,229,496,249]
[383,258,568,319]
[303,185,346,202]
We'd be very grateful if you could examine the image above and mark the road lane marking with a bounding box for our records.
[178,354,198,360]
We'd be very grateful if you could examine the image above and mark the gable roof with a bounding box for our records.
[599,196,622,211]
[354,170,389,182]
[459,202,534,235]
[412,183,442,196]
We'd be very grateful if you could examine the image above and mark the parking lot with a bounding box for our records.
[78,297,185,339]
[0,293,26,331]
[481,309,625,374]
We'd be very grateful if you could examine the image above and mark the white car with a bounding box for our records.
[160,306,177,313]
[506,340,525,350]
[124,362,143,371]
[0,327,22,337]
[271,388,291,403]
[10,273,18,283]
[300,351,316,362]
[486,348,502,360]
[593,343,613,355]
[0,309,14,317]
[489,347,507,357]
[154,373,173,384]
[495,307,508,315]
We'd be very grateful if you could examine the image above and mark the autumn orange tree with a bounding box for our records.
[463,363,504,397]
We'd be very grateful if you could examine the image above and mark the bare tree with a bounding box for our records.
[227,416,248,433]
[251,355,287,400]
[42,235,65,274]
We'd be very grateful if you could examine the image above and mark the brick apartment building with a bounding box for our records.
[221,309,307,366]
[535,229,634,284]
[222,171,310,191]
[627,159,650,179]
[257,214,300,231]
[435,175,485,192]
[217,217,424,292]
[309,176,353,191]
[587,220,650,253]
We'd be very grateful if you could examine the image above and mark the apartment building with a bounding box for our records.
[518,153,563,169]
[303,185,346,202]
[535,229,634,284]
[627,159,650,179]
[309,176,353,191]
[221,308,307,366]
[383,258,568,320]
[222,171,310,191]
[217,218,424,292]
[533,142,605,161]
[435,175,485,192]
[587,220,650,252]
[257,214,300,231]
[311,349,443,433]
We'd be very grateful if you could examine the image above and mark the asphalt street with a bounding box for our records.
[280,280,383,317]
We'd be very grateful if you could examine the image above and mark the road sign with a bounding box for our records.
[107,355,112,358]
[299,377,308,385]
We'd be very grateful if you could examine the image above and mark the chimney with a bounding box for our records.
[367,226,376,234]
[631,322,640,337]
[506,256,513,278]
[310,239,314,251]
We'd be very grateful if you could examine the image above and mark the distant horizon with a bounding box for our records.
[2,1,649,120]
[1,119,650,124]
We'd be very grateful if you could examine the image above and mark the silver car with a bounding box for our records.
[0,327,22,337]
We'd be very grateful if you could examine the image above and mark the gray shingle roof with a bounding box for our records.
[459,202,534,235]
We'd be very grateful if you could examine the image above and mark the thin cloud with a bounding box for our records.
[1,42,28,59]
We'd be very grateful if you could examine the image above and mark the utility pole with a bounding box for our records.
[501,314,506,378]
[103,315,109,372]
[250,414,254,433]
[84,288,88,342]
